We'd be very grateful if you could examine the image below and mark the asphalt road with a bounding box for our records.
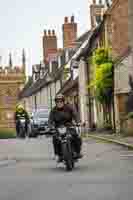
[0,137,133,200]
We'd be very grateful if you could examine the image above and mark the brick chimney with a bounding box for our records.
[90,0,105,29]
[62,16,77,49]
[128,0,133,50]
[43,29,57,63]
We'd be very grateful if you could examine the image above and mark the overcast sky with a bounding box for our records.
[0,0,91,75]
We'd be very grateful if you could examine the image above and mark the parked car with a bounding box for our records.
[29,109,50,137]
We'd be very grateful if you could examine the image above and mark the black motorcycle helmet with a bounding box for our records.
[55,94,65,102]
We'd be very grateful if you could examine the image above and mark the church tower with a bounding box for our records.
[9,52,13,68]
[22,49,26,74]
[0,51,26,132]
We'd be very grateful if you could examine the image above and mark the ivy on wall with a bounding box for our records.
[88,47,114,125]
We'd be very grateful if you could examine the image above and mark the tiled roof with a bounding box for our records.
[75,22,104,60]
[19,66,64,99]
[57,77,78,95]
[19,74,51,99]
[115,47,131,64]
[76,31,91,43]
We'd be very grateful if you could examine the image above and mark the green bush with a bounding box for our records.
[89,48,113,105]
[127,112,133,119]
[0,130,16,139]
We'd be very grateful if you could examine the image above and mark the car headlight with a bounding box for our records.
[58,127,67,135]
[33,121,38,127]
[33,120,38,124]
[30,119,33,123]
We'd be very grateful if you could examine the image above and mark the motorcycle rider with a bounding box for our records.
[15,104,29,137]
[48,94,82,162]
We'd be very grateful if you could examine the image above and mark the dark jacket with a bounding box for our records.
[48,104,79,127]
[15,110,29,122]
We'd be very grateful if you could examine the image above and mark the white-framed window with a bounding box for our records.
[58,56,61,68]
[40,70,44,79]
[65,49,69,63]
[33,73,36,82]
[49,61,52,73]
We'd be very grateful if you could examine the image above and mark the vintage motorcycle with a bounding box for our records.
[50,124,81,171]
[18,117,27,138]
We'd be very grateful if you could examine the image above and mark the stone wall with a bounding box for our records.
[110,0,128,58]
[0,70,25,131]
[115,53,132,95]
[128,0,133,49]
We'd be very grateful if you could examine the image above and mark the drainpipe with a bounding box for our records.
[112,64,116,132]
[34,95,37,111]
[49,85,52,110]
[85,59,92,129]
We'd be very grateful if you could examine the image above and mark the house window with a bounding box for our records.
[49,61,52,73]
[58,56,61,68]
[65,50,69,63]
[40,70,44,79]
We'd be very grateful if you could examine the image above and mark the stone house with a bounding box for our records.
[77,0,130,133]
[19,61,63,113]
[58,0,108,129]
[19,50,77,114]
[105,0,130,132]
[90,0,131,133]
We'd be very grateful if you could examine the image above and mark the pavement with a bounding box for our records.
[0,137,133,200]
[82,132,133,149]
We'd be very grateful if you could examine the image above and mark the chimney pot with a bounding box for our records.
[44,30,47,36]
[64,17,68,23]
[99,0,102,4]
[48,30,51,35]
[52,30,55,36]
[71,15,74,23]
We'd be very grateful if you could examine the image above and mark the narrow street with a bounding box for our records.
[0,137,133,200]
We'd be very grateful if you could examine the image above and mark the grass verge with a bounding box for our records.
[0,129,16,139]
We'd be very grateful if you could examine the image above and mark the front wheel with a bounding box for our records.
[62,142,74,171]
[19,127,26,138]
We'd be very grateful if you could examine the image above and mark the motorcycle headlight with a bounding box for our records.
[58,127,67,135]
[20,119,25,123]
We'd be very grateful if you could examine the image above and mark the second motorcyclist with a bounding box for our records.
[15,104,29,137]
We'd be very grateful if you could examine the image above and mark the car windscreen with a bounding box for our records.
[34,112,49,119]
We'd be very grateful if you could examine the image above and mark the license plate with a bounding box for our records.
[39,130,45,133]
